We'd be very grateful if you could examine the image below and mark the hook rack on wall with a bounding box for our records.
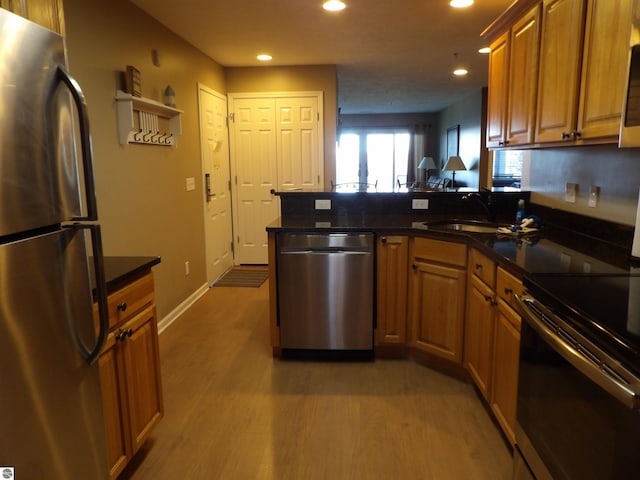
[115,90,183,147]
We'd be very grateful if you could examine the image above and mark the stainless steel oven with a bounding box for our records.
[514,275,640,479]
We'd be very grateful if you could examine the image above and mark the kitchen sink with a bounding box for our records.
[424,220,505,234]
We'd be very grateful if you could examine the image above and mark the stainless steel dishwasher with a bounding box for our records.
[277,232,374,350]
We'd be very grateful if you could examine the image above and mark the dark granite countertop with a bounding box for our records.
[267,212,636,276]
[92,256,161,294]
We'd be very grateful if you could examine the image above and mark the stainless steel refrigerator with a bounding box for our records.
[0,9,110,480]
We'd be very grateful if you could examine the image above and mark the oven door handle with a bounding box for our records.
[515,294,640,410]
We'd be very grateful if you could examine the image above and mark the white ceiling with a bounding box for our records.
[129,0,513,114]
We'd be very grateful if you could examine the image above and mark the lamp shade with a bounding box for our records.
[418,156,436,170]
[443,155,466,172]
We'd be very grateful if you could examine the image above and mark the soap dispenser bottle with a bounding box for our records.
[516,199,526,223]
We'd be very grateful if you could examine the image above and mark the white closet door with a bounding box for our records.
[230,97,279,265]
[276,97,321,191]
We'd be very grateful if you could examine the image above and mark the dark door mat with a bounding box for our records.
[213,268,268,288]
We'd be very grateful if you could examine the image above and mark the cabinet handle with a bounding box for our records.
[572,131,581,139]
[475,263,483,270]
[381,237,387,244]
[412,263,418,270]
[126,328,133,337]
[117,302,127,312]
[504,287,513,295]
[561,132,572,140]
[484,294,492,302]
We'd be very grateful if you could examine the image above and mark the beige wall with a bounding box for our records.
[436,89,484,189]
[64,0,226,318]
[226,66,338,187]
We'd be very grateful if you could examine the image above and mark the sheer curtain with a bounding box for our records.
[407,124,429,184]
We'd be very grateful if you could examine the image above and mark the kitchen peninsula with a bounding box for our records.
[267,189,637,445]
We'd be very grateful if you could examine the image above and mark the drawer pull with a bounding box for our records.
[475,263,483,270]
[117,302,127,312]
[504,287,513,295]
[115,328,134,342]
[412,263,418,270]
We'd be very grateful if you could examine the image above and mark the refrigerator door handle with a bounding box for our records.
[56,66,99,222]
[71,224,109,364]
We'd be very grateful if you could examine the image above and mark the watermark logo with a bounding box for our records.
[1,468,14,479]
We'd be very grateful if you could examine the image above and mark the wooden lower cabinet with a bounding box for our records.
[491,299,521,445]
[376,235,409,345]
[465,274,496,399]
[98,272,164,479]
[409,237,467,364]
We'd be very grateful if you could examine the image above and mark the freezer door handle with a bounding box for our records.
[56,66,99,221]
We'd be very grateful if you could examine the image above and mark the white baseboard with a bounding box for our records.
[157,282,209,335]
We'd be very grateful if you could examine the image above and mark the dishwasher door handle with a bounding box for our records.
[279,249,371,255]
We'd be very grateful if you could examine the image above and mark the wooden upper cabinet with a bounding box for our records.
[535,0,586,143]
[536,0,632,143]
[486,31,510,148]
[577,0,633,139]
[1,0,65,34]
[485,3,540,148]
[506,5,540,145]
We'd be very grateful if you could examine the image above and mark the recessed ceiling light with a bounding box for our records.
[478,47,491,54]
[257,54,272,61]
[450,0,473,8]
[453,68,468,76]
[323,1,346,12]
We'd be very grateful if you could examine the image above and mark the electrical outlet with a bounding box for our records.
[315,199,331,210]
[588,185,600,208]
[565,183,577,203]
[412,198,429,210]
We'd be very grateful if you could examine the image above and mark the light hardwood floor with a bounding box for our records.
[120,278,512,479]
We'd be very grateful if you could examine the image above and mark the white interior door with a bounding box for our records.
[229,97,279,264]
[276,96,322,190]
[198,84,233,284]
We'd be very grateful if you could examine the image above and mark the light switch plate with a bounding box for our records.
[565,183,577,203]
[186,177,196,191]
[315,199,331,210]
[412,198,429,210]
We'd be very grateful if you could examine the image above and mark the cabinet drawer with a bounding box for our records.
[497,267,524,311]
[469,249,496,288]
[412,237,467,267]
[95,273,155,330]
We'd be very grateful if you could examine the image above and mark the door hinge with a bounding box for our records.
[228,179,232,191]
[235,175,238,185]
[230,241,235,254]
[317,112,320,121]
[228,112,235,122]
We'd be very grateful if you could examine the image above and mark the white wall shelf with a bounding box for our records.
[115,90,183,147]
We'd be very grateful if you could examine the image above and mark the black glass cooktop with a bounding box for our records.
[524,274,640,374]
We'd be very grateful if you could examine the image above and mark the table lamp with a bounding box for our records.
[443,155,466,190]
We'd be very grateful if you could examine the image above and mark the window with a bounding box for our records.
[492,150,523,187]
[336,130,410,192]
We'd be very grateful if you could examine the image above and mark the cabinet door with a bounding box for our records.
[465,276,495,399]
[491,300,521,445]
[121,305,164,454]
[376,235,408,345]
[535,0,586,143]
[1,0,65,34]
[486,31,510,148]
[577,0,633,139]
[410,260,466,364]
[506,5,540,145]
[99,334,131,480]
